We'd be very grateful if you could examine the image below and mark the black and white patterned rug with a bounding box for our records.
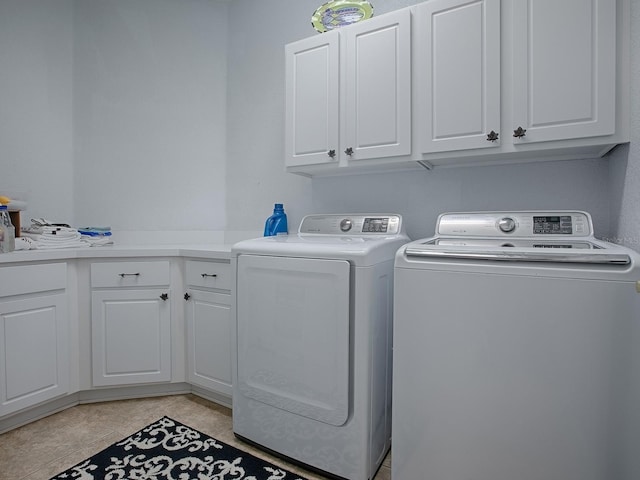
[50,416,309,480]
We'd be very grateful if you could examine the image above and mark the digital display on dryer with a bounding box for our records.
[533,216,573,234]
[363,218,388,233]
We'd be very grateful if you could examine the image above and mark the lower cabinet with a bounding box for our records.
[91,261,172,387]
[0,263,70,416]
[0,254,234,425]
[184,260,232,396]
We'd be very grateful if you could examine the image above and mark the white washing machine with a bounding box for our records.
[230,214,408,480]
[393,211,640,480]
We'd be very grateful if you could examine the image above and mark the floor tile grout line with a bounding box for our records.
[17,429,126,480]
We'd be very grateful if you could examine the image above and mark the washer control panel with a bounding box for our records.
[436,211,593,238]
[299,214,402,235]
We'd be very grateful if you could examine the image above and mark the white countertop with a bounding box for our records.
[0,243,234,264]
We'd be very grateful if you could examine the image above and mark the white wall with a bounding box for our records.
[312,159,610,241]
[0,0,74,223]
[73,0,228,239]
[1,0,229,240]
[224,1,313,238]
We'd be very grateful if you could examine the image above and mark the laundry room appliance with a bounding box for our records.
[393,211,640,480]
[231,214,409,480]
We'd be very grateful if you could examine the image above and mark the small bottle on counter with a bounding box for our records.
[0,205,15,253]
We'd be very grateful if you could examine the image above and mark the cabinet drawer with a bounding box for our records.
[91,261,170,288]
[0,263,67,297]
[185,260,231,291]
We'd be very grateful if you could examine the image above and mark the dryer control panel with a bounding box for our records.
[436,211,593,238]
[299,214,402,235]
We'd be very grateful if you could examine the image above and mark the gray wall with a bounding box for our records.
[224,0,312,237]
[0,0,637,248]
[609,1,640,251]
[73,0,228,235]
[0,0,74,223]
[311,159,610,241]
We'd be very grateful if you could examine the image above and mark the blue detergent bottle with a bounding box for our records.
[264,203,288,236]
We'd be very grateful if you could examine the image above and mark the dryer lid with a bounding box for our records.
[232,214,409,266]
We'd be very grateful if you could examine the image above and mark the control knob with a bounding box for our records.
[340,218,352,232]
[498,217,516,233]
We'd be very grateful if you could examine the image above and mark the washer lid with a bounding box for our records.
[398,211,639,268]
[403,243,632,265]
[429,238,603,249]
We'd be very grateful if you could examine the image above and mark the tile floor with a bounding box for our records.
[0,394,391,480]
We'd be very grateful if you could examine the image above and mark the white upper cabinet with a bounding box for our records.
[285,0,627,175]
[285,32,340,168]
[416,0,621,162]
[510,0,616,144]
[285,9,411,173]
[343,9,412,163]
[416,0,501,154]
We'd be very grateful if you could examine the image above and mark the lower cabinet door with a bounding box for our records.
[92,289,171,386]
[0,293,70,416]
[185,290,231,395]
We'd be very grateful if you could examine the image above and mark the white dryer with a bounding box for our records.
[231,214,409,480]
[393,211,640,480]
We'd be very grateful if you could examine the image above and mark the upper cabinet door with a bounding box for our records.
[416,0,501,154]
[511,0,616,144]
[343,9,412,162]
[285,31,340,168]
